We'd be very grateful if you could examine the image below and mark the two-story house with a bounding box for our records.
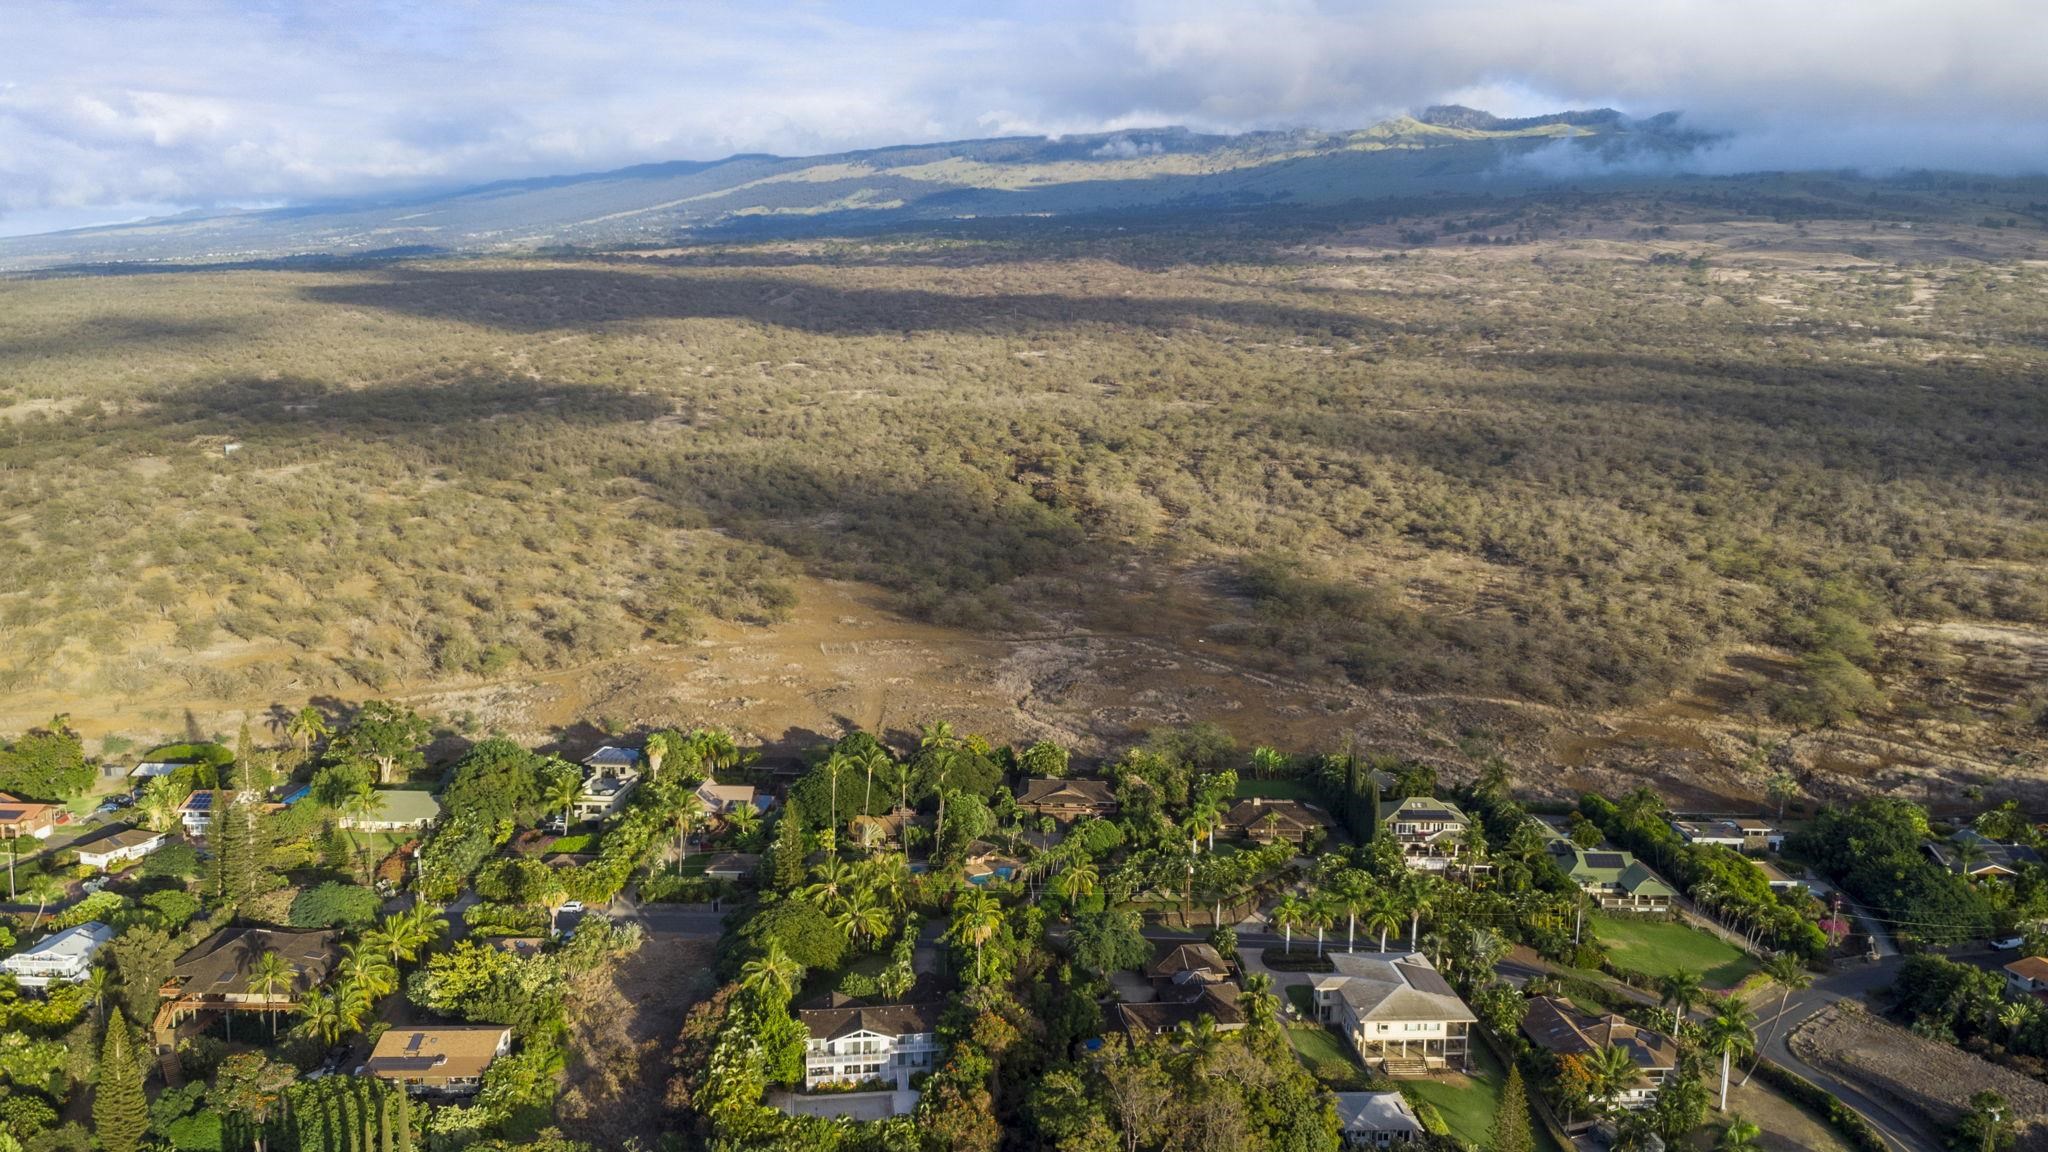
[2,922,115,988]
[1312,952,1476,1076]
[1015,777,1118,823]
[1377,797,1472,872]
[1564,849,1677,911]
[1521,996,1678,1112]
[570,748,642,824]
[798,999,943,1093]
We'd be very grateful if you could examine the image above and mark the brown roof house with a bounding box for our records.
[367,1026,513,1094]
[1016,778,1118,823]
[1521,996,1678,1113]
[0,793,58,840]
[797,996,944,1102]
[158,926,342,1049]
[1117,981,1246,1037]
[1224,797,1334,845]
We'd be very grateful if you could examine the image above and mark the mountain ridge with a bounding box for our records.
[0,107,1699,270]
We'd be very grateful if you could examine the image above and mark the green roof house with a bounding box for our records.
[339,790,442,832]
[1565,849,1677,910]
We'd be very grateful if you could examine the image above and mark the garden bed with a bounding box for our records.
[1259,947,1335,972]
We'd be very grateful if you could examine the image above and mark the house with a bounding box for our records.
[2003,957,2048,1000]
[163,926,340,1015]
[1927,830,2043,879]
[1521,996,1678,1111]
[1148,942,1233,984]
[339,790,441,832]
[797,998,944,1092]
[1117,981,1247,1036]
[1754,859,1816,893]
[129,760,188,780]
[366,1026,513,1094]
[1670,818,1781,853]
[695,780,774,818]
[1223,797,1335,845]
[1312,952,1476,1075]
[0,793,58,840]
[72,824,168,870]
[178,790,280,836]
[1377,797,1472,872]
[1528,814,1578,855]
[2,922,116,988]
[848,807,919,849]
[702,852,760,882]
[571,755,641,823]
[1564,849,1678,911]
[1333,1091,1425,1148]
[1015,777,1118,822]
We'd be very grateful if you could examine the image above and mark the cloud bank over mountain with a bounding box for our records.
[2,0,2043,232]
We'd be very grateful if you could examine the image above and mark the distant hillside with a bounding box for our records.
[0,108,1703,271]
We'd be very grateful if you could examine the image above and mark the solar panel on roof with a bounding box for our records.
[1584,853,1627,869]
[1395,963,1455,997]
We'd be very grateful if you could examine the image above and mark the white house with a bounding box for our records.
[2,922,116,988]
[798,1000,943,1092]
[570,751,641,823]
[695,780,774,817]
[129,760,188,780]
[1333,1092,1424,1148]
[1313,952,1476,1075]
[1522,996,1677,1111]
[73,825,168,871]
[2004,957,2048,999]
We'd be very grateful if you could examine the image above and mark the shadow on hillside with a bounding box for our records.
[0,314,254,362]
[296,265,1382,337]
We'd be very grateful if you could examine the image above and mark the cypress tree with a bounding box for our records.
[379,1089,392,1152]
[395,1084,411,1152]
[770,811,806,891]
[93,1016,149,1152]
[1489,1064,1534,1152]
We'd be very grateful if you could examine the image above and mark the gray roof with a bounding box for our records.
[1319,952,1476,1025]
[72,824,166,855]
[1332,1092,1424,1135]
[798,999,942,1040]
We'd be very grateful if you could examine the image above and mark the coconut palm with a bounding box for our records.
[1240,971,1279,1030]
[806,857,856,908]
[297,988,349,1046]
[643,731,673,781]
[918,721,957,751]
[1469,926,1509,975]
[835,889,892,949]
[1331,871,1370,952]
[740,941,805,999]
[24,875,63,931]
[1270,893,1306,954]
[1305,890,1338,958]
[725,799,761,840]
[1741,952,1810,1084]
[541,887,570,936]
[1586,1042,1643,1115]
[285,706,331,753]
[949,890,1005,981]
[1399,871,1437,950]
[137,776,185,833]
[1656,969,1705,1032]
[855,745,891,823]
[1053,857,1100,904]
[1187,795,1224,854]
[1706,1000,1756,1111]
[250,951,296,1037]
[1364,890,1404,953]
[673,790,705,865]
[382,903,448,963]
[1998,1001,2032,1047]
[336,943,397,1001]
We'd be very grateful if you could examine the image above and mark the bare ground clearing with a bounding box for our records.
[556,935,717,1147]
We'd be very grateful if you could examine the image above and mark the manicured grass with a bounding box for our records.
[1405,1042,1562,1152]
[1285,984,1316,1019]
[547,833,598,854]
[1285,1026,1373,1090]
[1236,779,1317,802]
[1591,915,1757,989]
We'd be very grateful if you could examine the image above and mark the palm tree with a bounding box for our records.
[643,731,673,781]
[918,721,957,751]
[1053,857,1100,904]
[740,941,805,999]
[856,745,891,823]
[822,751,851,837]
[1587,1043,1643,1115]
[950,890,1005,981]
[1271,894,1306,954]
[807,857,856,908]
[82,966,111,1027]
[673,791,705,866]
[1706,1000,1757,1112]
[137,776,185,833]
[545,766,582,831]
[835,889,892,949]
[725,799,760,841]
[250,951,296,1037]
[382,904,447,963]
[541,887,570,936]
[1656,969,1704,1033]
[25,875,63,931]
[338,782,381,880]
[689,728,743,776]
[1364,890,1404,953]
[1469,927,1509,975]
[1305,891,1338,959]
[1741,953,1809,1084]
[297,988,349,1046]
[1333,871,1370,952]
[1187,796,1223,854]
[285,706,331,753]
[1399,871,1436,950]
[1997,1001,2031,1048]
[337,943,397,1001]
[1240,971,1279,1030]
[1717,1118,1763,1152]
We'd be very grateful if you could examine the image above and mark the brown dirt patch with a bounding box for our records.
[1790,1001,2048,1151]
[555,935,717,1146]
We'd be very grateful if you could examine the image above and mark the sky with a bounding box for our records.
[3,0,2046,236]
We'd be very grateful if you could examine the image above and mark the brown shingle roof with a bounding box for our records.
[1149,942,1230,981]
[798,1000,943,1040]
[1016,778,1117,809]
[170,926,340,996]
[1116,983,1246,1035]
[1521,996,1677,1071]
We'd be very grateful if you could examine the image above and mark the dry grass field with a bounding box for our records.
[0,184,2043,810]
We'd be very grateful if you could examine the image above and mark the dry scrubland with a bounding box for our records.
[0,185,2043,808]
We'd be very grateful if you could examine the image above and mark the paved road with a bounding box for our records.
[612,899,727,938]
[1749,896,1939,1152]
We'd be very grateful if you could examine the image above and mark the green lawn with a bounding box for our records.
[1591,915,1757,989]
[1235,779,1317,802]
[1405,1042,1562,1152]
[1285,1025,1374,1090]
[1285,984,1316,1019]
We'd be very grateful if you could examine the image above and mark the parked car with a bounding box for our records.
[1992,935,2026,950]
[558,901,585,914]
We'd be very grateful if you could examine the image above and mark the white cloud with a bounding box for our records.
[0,0,2043,226]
